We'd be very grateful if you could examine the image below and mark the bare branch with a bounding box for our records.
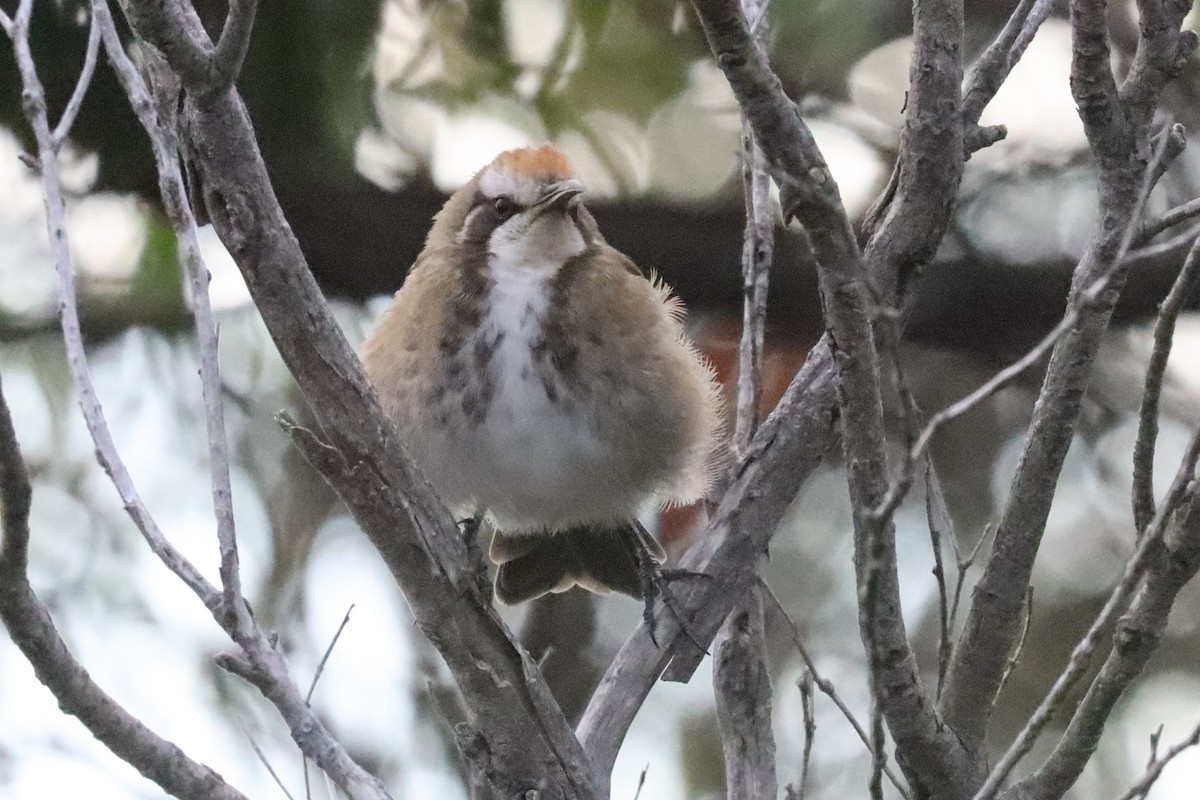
[976,426,1200,800]
[993,588,1034,709]
[92,4,244,620]
[1113,718,1200,800]
[241,726,298,800]
[734,122,774,453]
[949,525,993,631]
[51,9,101,147]
[307,604,355,703]
[1132,237,1200,532]
[940,0,1198,748]
[0,378,250,800]
[1138,197,1200,243]
[924,461,953,697]
[212,0,257,89]
[1002,483,1200,800]
[762,583,912,800]
[14,0,221,616]
[962,0,1057,149]
[787,667,816,800]
[713,587,777,800]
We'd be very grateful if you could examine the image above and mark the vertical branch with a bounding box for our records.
[733,111,774,450]
[90,5,244,621]
[716,2,777,794]
[7,0,220,613]
[712,587,777,800]
[1131,236,1200,532]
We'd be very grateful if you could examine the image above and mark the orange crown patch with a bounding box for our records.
[490,145,574,181]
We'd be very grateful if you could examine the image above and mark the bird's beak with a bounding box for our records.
[534,179,585,215]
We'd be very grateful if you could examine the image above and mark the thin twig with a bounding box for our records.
[632,764,648,800]
[790,667,816,800]
[20,0,222,613]
[52,8,101,147]
[96,9,245,623]
[949,524,993,631]
[1148,724,1164,768]
[307,604,355,704]
[242,725,298,800]
[923,461,953,698]
[993,587,1033,708]
[1132,236,1200,532]
[973,425,1200,800]
[761,582,911,800]
[1138,197,1200,244]
[874,121,1184,524]
[1114,718,1200,800]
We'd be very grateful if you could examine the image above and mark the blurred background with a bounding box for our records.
[1,0,1199,798]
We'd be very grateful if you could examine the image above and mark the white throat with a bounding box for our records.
[488,212,586,279]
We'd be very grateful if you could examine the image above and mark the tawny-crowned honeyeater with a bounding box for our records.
[362,145,722,604]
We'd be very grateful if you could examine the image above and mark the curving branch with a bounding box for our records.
[1132,235,1200,532]
[211,0,257,89]
[51,8,101,147]
[961,0,1057,150]
[0,383,246,800]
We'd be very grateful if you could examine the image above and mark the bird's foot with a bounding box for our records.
[458,512,492,599]
[631,521,710,654]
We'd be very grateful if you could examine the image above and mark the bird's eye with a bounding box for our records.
[492,196,518,218]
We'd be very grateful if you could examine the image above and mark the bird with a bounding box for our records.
[362,144,722,606]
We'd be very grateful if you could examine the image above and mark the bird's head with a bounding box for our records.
[425,145,597,274]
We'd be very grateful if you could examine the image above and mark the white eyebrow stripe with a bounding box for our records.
[478,166,541,206]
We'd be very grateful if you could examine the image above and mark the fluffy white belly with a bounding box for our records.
[416,256,643,532]
[427,372,634,532]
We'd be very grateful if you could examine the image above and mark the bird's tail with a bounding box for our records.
[490,523,665,604]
